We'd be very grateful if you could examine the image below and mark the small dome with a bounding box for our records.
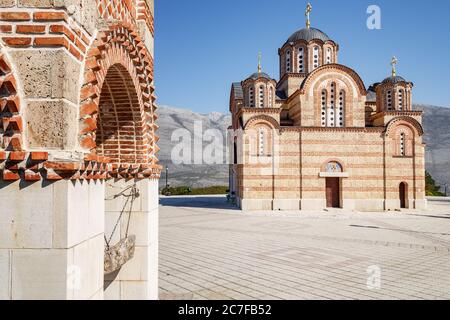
[382,76,407,85]
[286,27,331,44]
[247,72,272,80]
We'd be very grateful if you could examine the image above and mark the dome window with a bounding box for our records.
[387,90,393,110]
[298,47,305,73]
[249,87,254,107]
[258,85,264,108]
[313,46,319,69]
[326,48,332,64]
[286,50,292,73]
[268,87,273,108]
[398,89,404,111]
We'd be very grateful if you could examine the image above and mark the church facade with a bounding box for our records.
[228,6,426,212]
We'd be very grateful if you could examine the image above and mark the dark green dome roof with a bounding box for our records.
[247,72,272,80]
[286,27,331,44]
[382,76,407,84]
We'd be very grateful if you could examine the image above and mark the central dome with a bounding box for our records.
[248,72,272,80]
[381,75,407,85]
[286,27,331,44]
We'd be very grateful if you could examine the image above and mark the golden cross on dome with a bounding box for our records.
[391,56,398,77]
[305,2,312,29]
[258,52,262,74]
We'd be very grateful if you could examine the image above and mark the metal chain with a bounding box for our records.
[125,185,137,237]
[104,183,139,249]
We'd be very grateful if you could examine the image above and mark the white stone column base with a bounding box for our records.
[272,199,301,211]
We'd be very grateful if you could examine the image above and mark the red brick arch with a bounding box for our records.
[321,159,346,172]
[244,115,280,130]
[385,117,424,137]
[78,22,159,178]
[0,50,23,151]
[300,64,367,96]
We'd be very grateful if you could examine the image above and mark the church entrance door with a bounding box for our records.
[399,182,407,209]
[326,178,340,208]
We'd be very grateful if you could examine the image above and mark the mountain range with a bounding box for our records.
[156,104,450,194]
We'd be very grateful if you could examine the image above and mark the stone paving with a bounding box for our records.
[159,196,450,300]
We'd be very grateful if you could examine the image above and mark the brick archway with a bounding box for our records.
[78,22,160,179]
[96,64,147,164]
[0,51,23,152]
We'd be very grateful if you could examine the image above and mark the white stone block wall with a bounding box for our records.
[0,180,105,300]
[104,179,159,300]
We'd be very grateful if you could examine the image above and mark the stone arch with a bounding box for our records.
[0,50,23,151]
[244,122,273,158]
[300,65,366,127]
[321,159,346,172]
[385,117,424,137]
[78,22,159,177]
[244,115,280,130]
[96,64,147,164]
[300,64,367,96]
[244,116,279,158]
[387,120,418,157]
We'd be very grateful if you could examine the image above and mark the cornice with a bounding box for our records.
[238,108,281,116]
[371,111,423,120]
[280,126,385,133]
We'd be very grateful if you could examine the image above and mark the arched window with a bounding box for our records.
[399,182,408,208]
[286,50,291,73]
[268,87,273,108]
[326,48,332,64]
[399,132,406,156]
[298,47,305,72]
[258,85,264,108]
[337,90,345,127]
[326,161,343,173]
[313,46,319,70]
[394,127,413,157]
[386,90,393,110]
[258,128,265,156]
[321,90,327,127]
[249,86,254,107]
[327,83,336,127]
[398,89,404,111]
[233,140,237,164]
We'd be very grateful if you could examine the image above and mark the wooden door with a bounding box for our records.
[326,178,340,208]
[399,182,407,209]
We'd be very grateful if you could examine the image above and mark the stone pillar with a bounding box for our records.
[0,0,160,300]
[0,179,104,300]
[104,179,159,300]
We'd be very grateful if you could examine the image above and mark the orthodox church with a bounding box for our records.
[228,3,426,211]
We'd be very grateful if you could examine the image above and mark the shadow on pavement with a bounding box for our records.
[159,196,239,210]
[350,224,450,236]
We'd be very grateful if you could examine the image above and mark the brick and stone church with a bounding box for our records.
[229,4,426,212]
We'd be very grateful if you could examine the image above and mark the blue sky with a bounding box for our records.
[154,0,450,114]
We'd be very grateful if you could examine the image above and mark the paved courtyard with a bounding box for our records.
[159,196,450,300]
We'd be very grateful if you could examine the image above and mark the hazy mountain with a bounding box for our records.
[156,106,231,188]
[415,104,450,193]
[157,104,450,194]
